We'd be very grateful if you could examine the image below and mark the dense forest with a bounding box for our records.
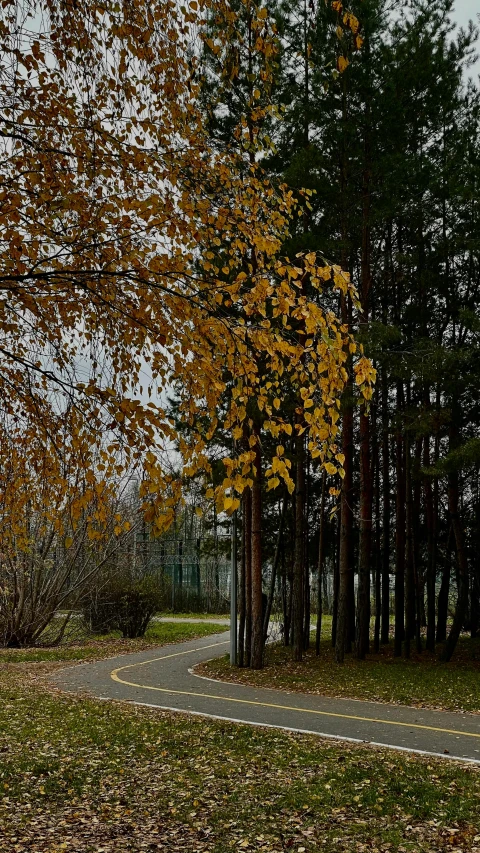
[181,0,480,668]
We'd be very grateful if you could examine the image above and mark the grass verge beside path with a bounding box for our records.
[198,636,480,714]
[1,663,480,852]
[0,620,225,663]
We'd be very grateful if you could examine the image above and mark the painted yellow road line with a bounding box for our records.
[110,643,480,741]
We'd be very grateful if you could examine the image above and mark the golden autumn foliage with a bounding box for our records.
[0,0,374,542]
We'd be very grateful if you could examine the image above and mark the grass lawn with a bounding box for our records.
[157,611,230,620]
[0,620,226,664]
[1,657,480,852]
[198,633,480,714]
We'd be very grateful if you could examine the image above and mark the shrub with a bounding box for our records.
[84,573,162,639]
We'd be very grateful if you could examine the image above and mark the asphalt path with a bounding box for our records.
[54,629,480,764]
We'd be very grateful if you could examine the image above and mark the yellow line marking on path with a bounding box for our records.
[110,641,480,742]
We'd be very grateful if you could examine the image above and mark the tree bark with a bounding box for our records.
[394,384,406,657]
[441,431,469,663]
[316,470,327,656]
[238,499,246,667]
[244,486,252,667]
[381,371,391,644]
[250,428,264,669]
[424,434,436,653]
[404,431,416,658]
[293,431,305,662]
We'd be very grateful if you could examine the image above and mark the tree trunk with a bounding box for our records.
[238,499,246,667]
[436,545,450,644]
[263,491,288,642]
[316,470,327,656]
[332,516,340,648]
[373,423,381,654]
[250,429,264,669]
[244,486,252,667]
[441,433,469,662]
[404,431,415,659]
[381,371,391,644]
[424,434,436,653]
[394,384,406,657]
[293,431,305,662]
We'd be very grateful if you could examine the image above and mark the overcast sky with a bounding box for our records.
[454,0,480,77]
[455,0,479,29]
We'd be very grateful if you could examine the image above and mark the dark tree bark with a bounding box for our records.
[238,498,246,667]
[316,470,327,656]
[381,371,391,644]
[436,545,451,644]
[332,516,340,648]
[404,431,415,659]
[441,430,470,663]
[293,431,305,662]
[244,485,252,667]
[394,384,406,657]
[373,418,381,654]
[424,434,436,653]
[250,429,264,669]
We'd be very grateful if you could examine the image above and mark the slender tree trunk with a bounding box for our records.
[303,453,311,651]
[472,485,480,638]
[441,430,469,663]
[424,434,436,653]
[356,401,372,659]
[332,516,340,647]
[238,500,246,667]
[293,431,305,662]
[263,491,288,642]
[244,486,252,667]
[404,431,415,659]
[316,470,327,656]
[436,544,451,644]
[381,371,391,644]
[250,428,264,669]
[394,384,405,657]
[356,72,373,660]
[373,422,381,653]
[413,438,423,654]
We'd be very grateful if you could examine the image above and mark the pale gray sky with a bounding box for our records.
[454,0,480,77]
[455,0,479,29]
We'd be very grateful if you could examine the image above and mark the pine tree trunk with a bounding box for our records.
[404,431,415,659]
[373,423,381,654]
[356,405,372,659]
[424,434,436,653]
[251,429,264,669]
[381,372,391,644]
[332,517,340,647]
[238,500,246,667]
[303,454,311,651]
[293,431,305,662]
[413,438,423,654]
[356,72,373,661]
[441,429,469,663]
[244,486,252,667]
[436,549,450,644]
[394,385,406,657]
[316,470,327,656]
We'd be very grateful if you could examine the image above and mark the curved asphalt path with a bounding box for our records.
[54,629,480,764]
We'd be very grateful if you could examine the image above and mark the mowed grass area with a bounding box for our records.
[199,631,480,714]
[1,662,480,853]
[0,619,226,663]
